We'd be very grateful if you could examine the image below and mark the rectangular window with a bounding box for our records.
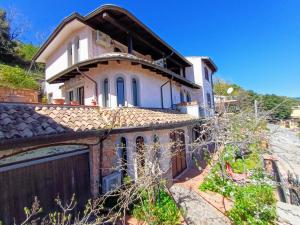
[69,91,74,102]
[207,93,212,108]
[77,86,84,105]
[67,43,73,67]
[74,37,80,63]
[205,67,209,81]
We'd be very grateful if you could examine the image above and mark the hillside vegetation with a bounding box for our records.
[0,8,43,90]
[214,79,300,120]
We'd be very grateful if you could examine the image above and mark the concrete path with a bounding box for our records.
[170,184,231,225]
[269,124,300,176]
[277,202,300,225]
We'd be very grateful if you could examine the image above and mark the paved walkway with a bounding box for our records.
[269,124,300,176]
[170,183,231,225]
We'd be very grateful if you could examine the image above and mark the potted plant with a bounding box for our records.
[70,100,79,105]
[52,98,65,105]
[91,99,97,106]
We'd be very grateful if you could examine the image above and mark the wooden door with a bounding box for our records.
[170,130,187,178]
[0,152,90,224]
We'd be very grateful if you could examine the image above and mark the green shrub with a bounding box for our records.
[133,189,181,225]
[0,64,39,90]
[16,43,39,61]
[200,170,236,197]
[228,184,277,225]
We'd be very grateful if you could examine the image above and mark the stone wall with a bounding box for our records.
[0,87,38,103]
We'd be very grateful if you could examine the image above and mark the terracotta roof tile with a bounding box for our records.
[0,103,198,141]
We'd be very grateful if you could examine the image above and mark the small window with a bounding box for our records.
[186,92,191,102]
[77,86,84,105]
[207,93,211,108]
[204,67,209,81]
[74,36,80,63]
[117,77,125,106]
[132,78,139,106]
[180,91,185,103]
[103,79,109,107]
[69,90,74,102]
[67,42,73,67]
[182,67,186,78]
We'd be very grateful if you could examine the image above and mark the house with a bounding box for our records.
[0,5,217,224]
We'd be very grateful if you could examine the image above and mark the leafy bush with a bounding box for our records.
[0,64,39,90]
[133,189,181,225]
[228,184,277,225]
[16,43,39,61]
[200,170,236,197]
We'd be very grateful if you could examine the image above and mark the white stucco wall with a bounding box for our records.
[185,57,214,117]
[113,126,191,180]
[45,26,94,100]
[62,61,197,108]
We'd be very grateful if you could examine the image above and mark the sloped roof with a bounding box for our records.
[0,103,198,149]
[33,4,191,68]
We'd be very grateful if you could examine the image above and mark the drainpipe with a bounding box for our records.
[76,67,99,105]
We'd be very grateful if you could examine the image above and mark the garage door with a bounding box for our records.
[170,130,187,178]
[0,145,91,225]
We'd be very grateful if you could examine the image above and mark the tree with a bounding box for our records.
[0,8,15,61]
[213,78,243,97]
[261,94,293,120]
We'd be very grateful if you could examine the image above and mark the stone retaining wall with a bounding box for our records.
[0,87,38,103]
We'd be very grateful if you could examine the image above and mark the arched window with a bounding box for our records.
[136,136,145,174]
[132,78,139,106]
[180,91,185,103]
[186,92,191,102]
[120,137,127,178]
[116,77,125,106]
[103,78,109,107]
[153,134,160,159]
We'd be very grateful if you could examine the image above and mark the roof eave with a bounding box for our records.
[201,57,218,73]
[46,55,201,89]
[0,119,200,151]
[32,4,192,67]
[32,13,86,62]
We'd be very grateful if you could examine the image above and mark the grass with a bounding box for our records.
[0,63,39,90]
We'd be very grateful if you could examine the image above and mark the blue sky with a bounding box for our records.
[1,0,299,97]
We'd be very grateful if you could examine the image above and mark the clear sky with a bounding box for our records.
[1,0,299,97]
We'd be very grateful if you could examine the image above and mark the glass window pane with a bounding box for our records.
[180,91,184,102]
[103,79,109,107]
[117,77,125,106]
[132,79,138,106]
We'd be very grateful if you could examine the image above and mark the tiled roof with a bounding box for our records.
[0,103,198,142]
